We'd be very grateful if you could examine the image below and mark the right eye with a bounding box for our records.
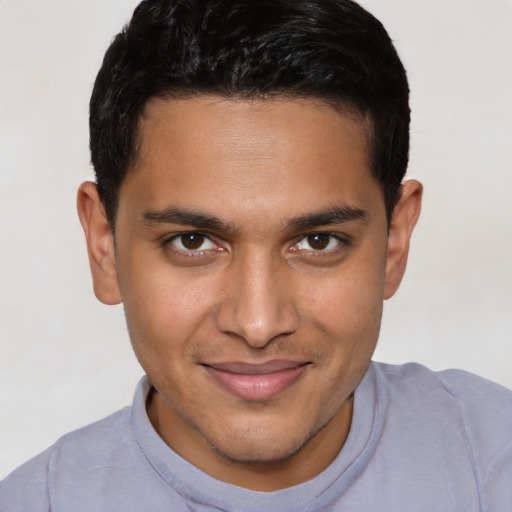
[168,232,217,252]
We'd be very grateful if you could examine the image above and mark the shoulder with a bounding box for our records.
[372,361,512,435]
[0,446,52,512]
[372,360,512,419]
[0,407,133,512]
[370,361,512,508]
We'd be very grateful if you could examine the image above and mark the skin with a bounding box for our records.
[77,96,422,491]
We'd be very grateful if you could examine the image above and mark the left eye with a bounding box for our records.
[295,233,341,251]
[169,233,217,252]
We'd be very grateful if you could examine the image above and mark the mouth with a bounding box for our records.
[201,360,311,402]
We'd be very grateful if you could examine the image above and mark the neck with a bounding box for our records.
[147,389,353,491]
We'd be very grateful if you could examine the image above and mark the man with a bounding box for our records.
[1,0,510,510]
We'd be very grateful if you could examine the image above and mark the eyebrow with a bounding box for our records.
[142,204,367,233]
[143,207,232,232]
[285,205,368,231]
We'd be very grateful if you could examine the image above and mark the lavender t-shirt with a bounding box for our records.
[1,362,511,511]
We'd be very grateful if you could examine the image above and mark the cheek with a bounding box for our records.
[119,263,220,360]
[300,255,385,385]
[306,263,385,336]
[309,277,383,402]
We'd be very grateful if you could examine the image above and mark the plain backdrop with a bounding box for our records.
[0,0,511,479]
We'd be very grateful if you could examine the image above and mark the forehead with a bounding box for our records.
[120,96,384,226]
[137,95,372,166]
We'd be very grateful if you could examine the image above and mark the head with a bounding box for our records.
[79,0,421,490]
[90,0,410,230]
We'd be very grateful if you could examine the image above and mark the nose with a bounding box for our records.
[215,251,300,348]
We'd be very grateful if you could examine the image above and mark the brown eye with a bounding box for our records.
[307,233,330,250]
[293,233,343,253]
[169,232,216,252]
[181,233,205,250]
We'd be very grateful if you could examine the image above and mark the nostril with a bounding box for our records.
[214,264,300,347]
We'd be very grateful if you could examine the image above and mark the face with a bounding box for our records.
[79,96,421,488]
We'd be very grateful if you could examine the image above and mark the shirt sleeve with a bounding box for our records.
[484,444,512,512]
[438,368,512,511]
[0,447,52,512]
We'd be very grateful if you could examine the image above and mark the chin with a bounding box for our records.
[201,418,315,465]
[211,438,305,465]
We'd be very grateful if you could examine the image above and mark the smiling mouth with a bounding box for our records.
[202,360,311,402]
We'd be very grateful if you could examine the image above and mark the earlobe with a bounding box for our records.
[77,182,122,305]
[383,179,423,300]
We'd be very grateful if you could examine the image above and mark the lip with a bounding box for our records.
[202,360,310,402]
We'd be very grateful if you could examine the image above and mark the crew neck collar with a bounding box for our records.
[130,362,387,512]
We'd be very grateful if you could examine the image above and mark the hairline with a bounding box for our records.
[108,91,378,234]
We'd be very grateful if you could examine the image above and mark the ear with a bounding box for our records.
[383,179,423,300]
[77,182,122,305]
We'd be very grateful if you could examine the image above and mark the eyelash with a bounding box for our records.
[163,231,350,256]
[165,232,220,255]
[290,232,351,255]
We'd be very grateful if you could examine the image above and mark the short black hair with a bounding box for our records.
[90,0,410,229]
